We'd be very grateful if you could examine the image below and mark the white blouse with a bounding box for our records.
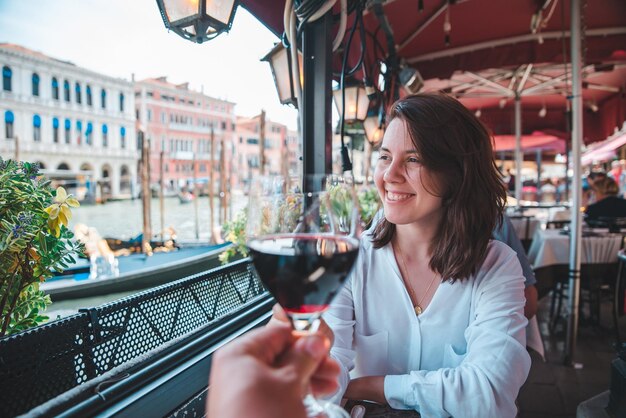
[324,237,531,418]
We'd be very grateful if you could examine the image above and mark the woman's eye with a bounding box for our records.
[379,154,390,161]
[408,157,420,163]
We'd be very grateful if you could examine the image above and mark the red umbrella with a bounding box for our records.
[241,0,626,143]
[493,131,565,152]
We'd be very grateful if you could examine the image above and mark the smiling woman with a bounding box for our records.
[321,93,531,417]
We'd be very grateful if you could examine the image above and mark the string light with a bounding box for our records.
[474,108,482,118]
[539,103,547,118]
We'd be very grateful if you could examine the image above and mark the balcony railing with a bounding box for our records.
[0,259,269,417]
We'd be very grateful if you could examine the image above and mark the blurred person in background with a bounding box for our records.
[585,176,626,222]
[609,160,622,188]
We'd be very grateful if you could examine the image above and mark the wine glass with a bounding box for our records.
[246,174,360,418]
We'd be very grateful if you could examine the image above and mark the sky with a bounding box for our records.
[0,0,299,130]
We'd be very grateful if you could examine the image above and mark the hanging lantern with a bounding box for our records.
[262,42,303,107]
[333,82,370,123]
[156,0,237,44]
[363,109,385,146]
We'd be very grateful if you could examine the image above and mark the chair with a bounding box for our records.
[614,251,626,345]
[586,217,626,233]
[548,236,621,332]
[546,220,570,230]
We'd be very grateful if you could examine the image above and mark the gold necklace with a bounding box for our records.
[394,241,439,316]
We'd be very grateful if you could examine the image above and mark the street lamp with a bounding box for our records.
[333,82,370,123]
[363,110,385,147]
[262,42,302,107]
[156,0,237,44]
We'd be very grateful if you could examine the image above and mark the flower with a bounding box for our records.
[11,223,26,239]
[21,161,40,179]
[44,187,80,237]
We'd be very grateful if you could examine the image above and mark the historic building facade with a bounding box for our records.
[234,114,300,191]
[134,77,237,196]
[0,43,138,201]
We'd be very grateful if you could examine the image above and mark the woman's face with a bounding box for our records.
[374,118,443,226]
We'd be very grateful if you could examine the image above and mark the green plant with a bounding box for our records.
[219,209,249,265]
[357,185,381,228]
[0,158,84,337]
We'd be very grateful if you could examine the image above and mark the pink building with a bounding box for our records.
[234,114,300,190]
[134,77,236,195]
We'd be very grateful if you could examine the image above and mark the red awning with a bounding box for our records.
[240,0,626,145]
[493,131,565,153]
[581,130,626,165]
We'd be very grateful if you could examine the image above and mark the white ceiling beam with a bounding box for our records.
[516,64,534,93]
[465,72,514,96]
[408,27,626,64]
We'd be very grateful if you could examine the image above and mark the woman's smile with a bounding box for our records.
[385,190,415,202]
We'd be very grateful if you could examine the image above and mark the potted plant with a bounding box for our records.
[0,158,84,337]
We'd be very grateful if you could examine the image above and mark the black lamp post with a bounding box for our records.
[262,42,302,107]
[156,0,237,43]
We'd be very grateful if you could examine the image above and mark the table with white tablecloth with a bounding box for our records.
[526,229,623,358]
[509,216,541,241]
[528,229,623,269]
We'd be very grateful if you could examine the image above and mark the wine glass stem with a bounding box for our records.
[304,393,327,417]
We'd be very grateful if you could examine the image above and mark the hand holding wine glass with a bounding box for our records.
[247,174,360,418]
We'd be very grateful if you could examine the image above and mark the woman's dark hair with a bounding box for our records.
[371,93,506,281]
[592,176,619,196]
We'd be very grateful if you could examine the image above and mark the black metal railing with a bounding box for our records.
[0,259,267,417]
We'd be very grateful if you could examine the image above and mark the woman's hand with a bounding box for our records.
[344,376,387,405]
[269,303,335,345]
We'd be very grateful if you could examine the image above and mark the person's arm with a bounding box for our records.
[207,324,339,418]
[383,247,531,417]
[524,284,538,319]
[494,216,538,318]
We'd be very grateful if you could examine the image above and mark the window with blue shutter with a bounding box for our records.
[52,77,59,100]
[64,118,71,144]
[53,117,59,143]
[2,66,12,92]
[102,124,108,147]
[32,73,40,96]
[4,110,14,138]
[33,114,41,142]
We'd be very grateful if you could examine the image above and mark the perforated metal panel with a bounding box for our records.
[0,259,265,417]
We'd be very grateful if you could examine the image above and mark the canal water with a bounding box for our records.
[69,192,247,242]
[46,192,248,320]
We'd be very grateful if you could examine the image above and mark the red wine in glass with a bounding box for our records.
[248,233,359,330]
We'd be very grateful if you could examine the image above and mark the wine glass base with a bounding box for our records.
[306,401,350,418]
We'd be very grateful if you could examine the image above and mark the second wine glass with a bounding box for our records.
[247,174,360,332]
[246,174,360,418]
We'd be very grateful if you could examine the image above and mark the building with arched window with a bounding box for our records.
[0,43,139,201]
